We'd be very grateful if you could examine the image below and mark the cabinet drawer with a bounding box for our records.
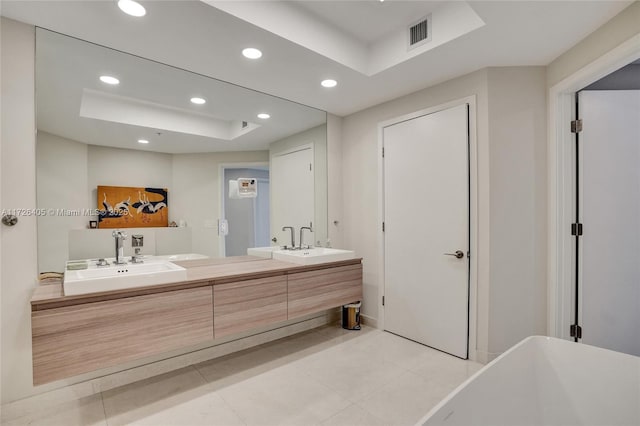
[214,276,287,338]
[288,264,362,319]
[32,286,213,385]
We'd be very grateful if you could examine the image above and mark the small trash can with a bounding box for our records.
[342,301,361,330]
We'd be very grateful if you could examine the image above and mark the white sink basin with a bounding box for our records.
[272,248,356,265]
[247,246,278,259]
[64,259,187,296]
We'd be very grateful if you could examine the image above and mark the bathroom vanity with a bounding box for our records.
[29,256,362,385]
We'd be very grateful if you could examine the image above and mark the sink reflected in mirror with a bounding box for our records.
[271,248,356,265]
[246,246,278,259]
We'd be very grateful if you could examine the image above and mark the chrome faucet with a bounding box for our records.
[282,226,295,249]
[112,230,128,264]
[299,226,313,249]
[131,234,144,263]
[131,247,144,264]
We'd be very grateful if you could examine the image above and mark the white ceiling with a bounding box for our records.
[209,1,485,76]
[294,1,446,44]
[1,0,633,118]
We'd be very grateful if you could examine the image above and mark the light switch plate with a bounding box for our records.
[218,219,228,236]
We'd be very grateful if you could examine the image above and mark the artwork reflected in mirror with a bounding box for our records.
[97,186,168,228]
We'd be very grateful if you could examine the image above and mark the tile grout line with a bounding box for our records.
[190,364,248,426]
[282,348,392,412]
[100,391,110,426]
[311,398,357,426]
[216,391,249,426]
[334,401,390,426]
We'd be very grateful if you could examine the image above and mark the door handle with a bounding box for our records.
[444,250,464,259]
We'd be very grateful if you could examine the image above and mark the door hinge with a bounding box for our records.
[382,147,385,158]
[571,119,583,133]
[382,295,385,306]
[571,223,583,236]
[382,222,385,232]
[310,163,312,171]
[570,324,582,339]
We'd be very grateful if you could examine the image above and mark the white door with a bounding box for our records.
[383,104,469,358]
[271,147,314,246]
[254,179,270,247]
[579,90,640,356]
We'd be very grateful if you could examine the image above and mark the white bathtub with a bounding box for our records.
[419,336,640,426]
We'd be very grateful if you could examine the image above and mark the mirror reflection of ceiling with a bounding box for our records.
[36,29,326,154]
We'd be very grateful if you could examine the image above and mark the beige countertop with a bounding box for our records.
[31,256,362,310]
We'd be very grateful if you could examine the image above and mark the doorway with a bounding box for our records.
[548,39,640,349]
[270,145,314,246]
[221,166,270,257]
[572,87,640,356]
[382,103,471,359]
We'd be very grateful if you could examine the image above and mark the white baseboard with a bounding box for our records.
[360,314,379,329]
[1,312,335,422]
[474,349,501,364]
[361,314,488,364]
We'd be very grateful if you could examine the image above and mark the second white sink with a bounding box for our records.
[64,259,187,296]
[272,247,356,265]
[247,246,278,259]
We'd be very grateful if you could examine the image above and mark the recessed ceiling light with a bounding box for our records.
[257,113,270,119]
[137,139,149,144]
[99,75,120,85]
[118,0,146,17]
[242,48,263,59]
[321,79,338,88]
[190,97,206,105]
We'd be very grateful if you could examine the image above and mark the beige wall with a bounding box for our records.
[327,114,344,249]
[88,146,173,200]
[547,1,640,88]
[487,67,548,355]
[36,132,89,272]
[1,17,38,404]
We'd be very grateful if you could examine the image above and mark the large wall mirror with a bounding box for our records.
[35,28,327,273]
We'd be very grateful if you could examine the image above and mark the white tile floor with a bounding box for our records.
[4,325,482,426]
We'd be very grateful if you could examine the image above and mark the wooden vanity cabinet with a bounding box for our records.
[214,275,287,338]
[287,264,363,319]
[31,286,213,385]
[30,259,363,385]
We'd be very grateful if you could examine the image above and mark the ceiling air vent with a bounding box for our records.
[408,15,432,50]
